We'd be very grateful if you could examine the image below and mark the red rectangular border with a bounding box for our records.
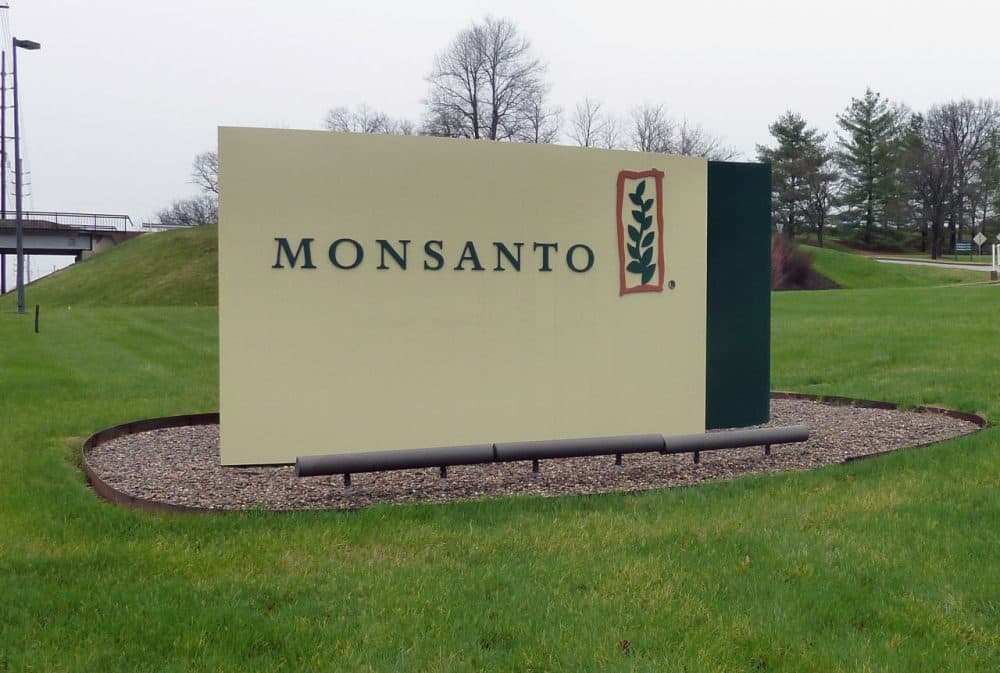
[616,169,665,296]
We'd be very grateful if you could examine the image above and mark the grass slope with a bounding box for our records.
[805,245,984,289]
[0,247,998,671]
[0,224,218,309]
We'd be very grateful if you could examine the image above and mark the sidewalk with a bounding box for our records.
[872,257,993,273]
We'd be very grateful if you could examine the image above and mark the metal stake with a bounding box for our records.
[693,451,700,465]
[439,465,447,488]
[614,453,622,477]
[764,444,771,457]
[531,458,539,478]
[342,472,352,496]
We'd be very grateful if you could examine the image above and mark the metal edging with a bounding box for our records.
[81,412,220,515]
[770,391,988,428]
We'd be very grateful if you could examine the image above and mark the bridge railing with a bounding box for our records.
[140,221,195,231]
[0,211,135,231]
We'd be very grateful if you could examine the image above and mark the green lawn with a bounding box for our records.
[805,245,986,289]
[0,243,997,671]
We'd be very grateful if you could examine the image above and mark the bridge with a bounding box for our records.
[0,211,143,294]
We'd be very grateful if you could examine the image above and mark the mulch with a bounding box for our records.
[82,398,983,512]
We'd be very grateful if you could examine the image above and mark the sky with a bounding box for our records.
[7,0,1000,232]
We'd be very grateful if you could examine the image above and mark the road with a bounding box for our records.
[873,258,995,273]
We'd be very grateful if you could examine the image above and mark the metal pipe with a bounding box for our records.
[494,433,665,462]
[296,443,494,477]
[296,425,809,478]
[659,425,808,454]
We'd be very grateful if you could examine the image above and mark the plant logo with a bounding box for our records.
[616,169,665,295]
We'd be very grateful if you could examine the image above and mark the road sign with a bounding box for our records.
[973,232,987,246]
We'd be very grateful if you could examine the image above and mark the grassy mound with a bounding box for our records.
[0,224,218,308]
[806,245,984,289]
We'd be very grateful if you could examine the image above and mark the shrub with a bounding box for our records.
[771,235,838,290]
[843,226,912,252]
[772,234,810,289]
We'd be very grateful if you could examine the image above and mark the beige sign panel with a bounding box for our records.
[218,127,708,465]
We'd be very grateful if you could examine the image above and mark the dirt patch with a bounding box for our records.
[774,267,840,291]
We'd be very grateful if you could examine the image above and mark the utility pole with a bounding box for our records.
[0,5,7,296]
[13,36,40,314]
[2,49,7,222]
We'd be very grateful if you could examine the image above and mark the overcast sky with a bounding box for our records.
[10,0,1000,227]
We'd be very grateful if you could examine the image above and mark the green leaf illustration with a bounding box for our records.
[624,176,659,287]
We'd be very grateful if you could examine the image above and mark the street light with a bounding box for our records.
[13,37,40,315]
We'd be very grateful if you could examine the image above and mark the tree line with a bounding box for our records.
[323,16,738,159]
[759,94,999,258]
[156,16,1000,259]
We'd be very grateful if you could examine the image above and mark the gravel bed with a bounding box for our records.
[84,399,981,511]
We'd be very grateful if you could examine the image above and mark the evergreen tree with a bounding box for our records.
[757,112,831,239]
[836,89,906,245]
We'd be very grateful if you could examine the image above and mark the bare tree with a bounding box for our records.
[515,89,561,143]
[627,105,740,158]
[423,25,484,138]
[569,98,605,147]
[156,194,218,227]
[423,17,548,141]
[630,104,674,153]
[599,114,625,150]
[154,151,219,227]
[905,111,956,259]
[191,151,218,195]
[674,119,741,160]
[967,129,1000,235]
[396,118,417,136]
[324,104,413,135]
[940,99,999,247]
[803,143,838,247]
